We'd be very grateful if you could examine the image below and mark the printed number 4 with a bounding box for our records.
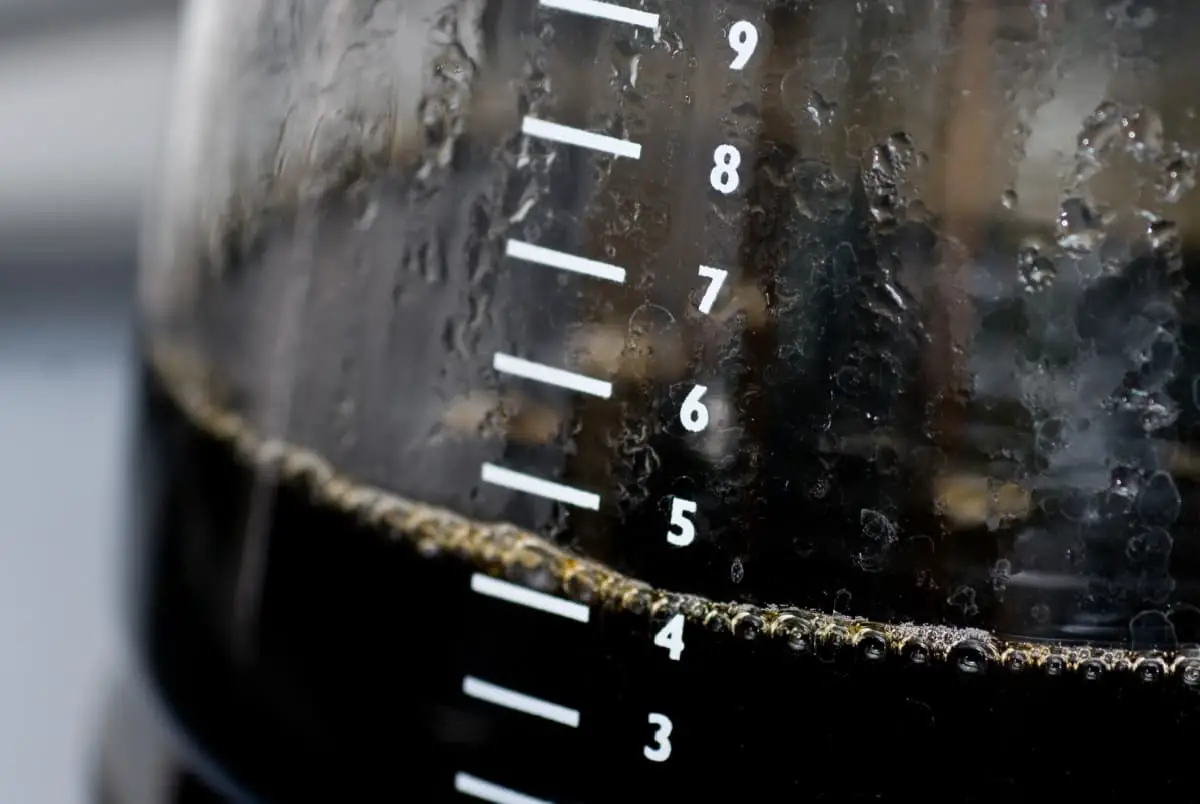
[654,613,685,661]
[644,713,674,762]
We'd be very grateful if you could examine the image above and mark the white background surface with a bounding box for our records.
[0,9,179,802]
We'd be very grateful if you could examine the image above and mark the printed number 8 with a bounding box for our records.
[710,144,741,194]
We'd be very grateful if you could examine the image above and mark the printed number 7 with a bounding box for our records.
[697,265,728,315]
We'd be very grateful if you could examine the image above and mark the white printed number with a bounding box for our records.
[666,497,698,547]
[654,613,686,661]
[644,713,674,762]
[710,145,741,194]
[680,385,710,433]
[697,265,728,315]
[728,21,759,70]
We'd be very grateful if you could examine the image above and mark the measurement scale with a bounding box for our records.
[98,0,1200,801]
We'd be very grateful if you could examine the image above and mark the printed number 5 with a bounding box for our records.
[667,497,697,547]
[644,713,674,762]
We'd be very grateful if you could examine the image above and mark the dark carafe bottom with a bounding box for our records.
[104,353,1200,803]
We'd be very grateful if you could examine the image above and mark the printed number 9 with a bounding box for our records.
[710,145,741,194]
[728,21,758,70]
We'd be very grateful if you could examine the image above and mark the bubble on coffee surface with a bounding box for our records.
[149,338,1200,686]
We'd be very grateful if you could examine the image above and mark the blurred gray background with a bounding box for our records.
[0,1,179,800]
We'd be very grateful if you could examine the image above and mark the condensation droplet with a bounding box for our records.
[856,629,888,662]
[833,588,852,613]
[1043,654,1067,677]
[1176,657,1200,689]
[1147,218,1181,254]
[1158,154,1197,203]
[1136,471,1181,526]
[1017,244,1056,293]
[731,609,762,641]
[1079,658,1106,682]
[901,638,932,666]
[1057,197,1103,255]
[777,616,813,654]
[950,640,991,675]
[860,509,897,544]
[1031,603,1051,624]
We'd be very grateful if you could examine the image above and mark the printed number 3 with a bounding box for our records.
[644,713,674,762]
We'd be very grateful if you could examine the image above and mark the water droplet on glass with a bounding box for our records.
[776,615,813,654]
[990,559,1012,592]
[950,639,991,675]
[730,557,745,584]
[1031,603,1051,624]
[506,546,560,593]
[1126,527,1174,566]
[1000,188,1018,209]
[1136,471,1181,526]
[816,625,849,663]
[901,638,932,666]
[1121,108,1164,161]
[1017,245,1057,293]
[1034,416,1067,454]
[1079,658,1106,681]
[1077,101,1123,160]
[1176,657,1200,689]
[805,90,836,128]
[1042,654,1067,677]
[1135,656,1167,684]
[855,629,888,662]
[1057,197,1103,255]
[1131,610,1177,650]
[618,584,652,617]
[563,567,599,604]
[860,509,898,544]
[1003,649,1030,672]
[1147,218,1181,254]
[704,608,730,634]
[1158,154,1196,203]
[833,588,853,613]
[731,608,763,641]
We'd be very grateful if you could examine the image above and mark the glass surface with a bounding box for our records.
[124,0,1200,800]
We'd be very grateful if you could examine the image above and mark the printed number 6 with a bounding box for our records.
[644,713,674,762]
[680,385,710,433]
